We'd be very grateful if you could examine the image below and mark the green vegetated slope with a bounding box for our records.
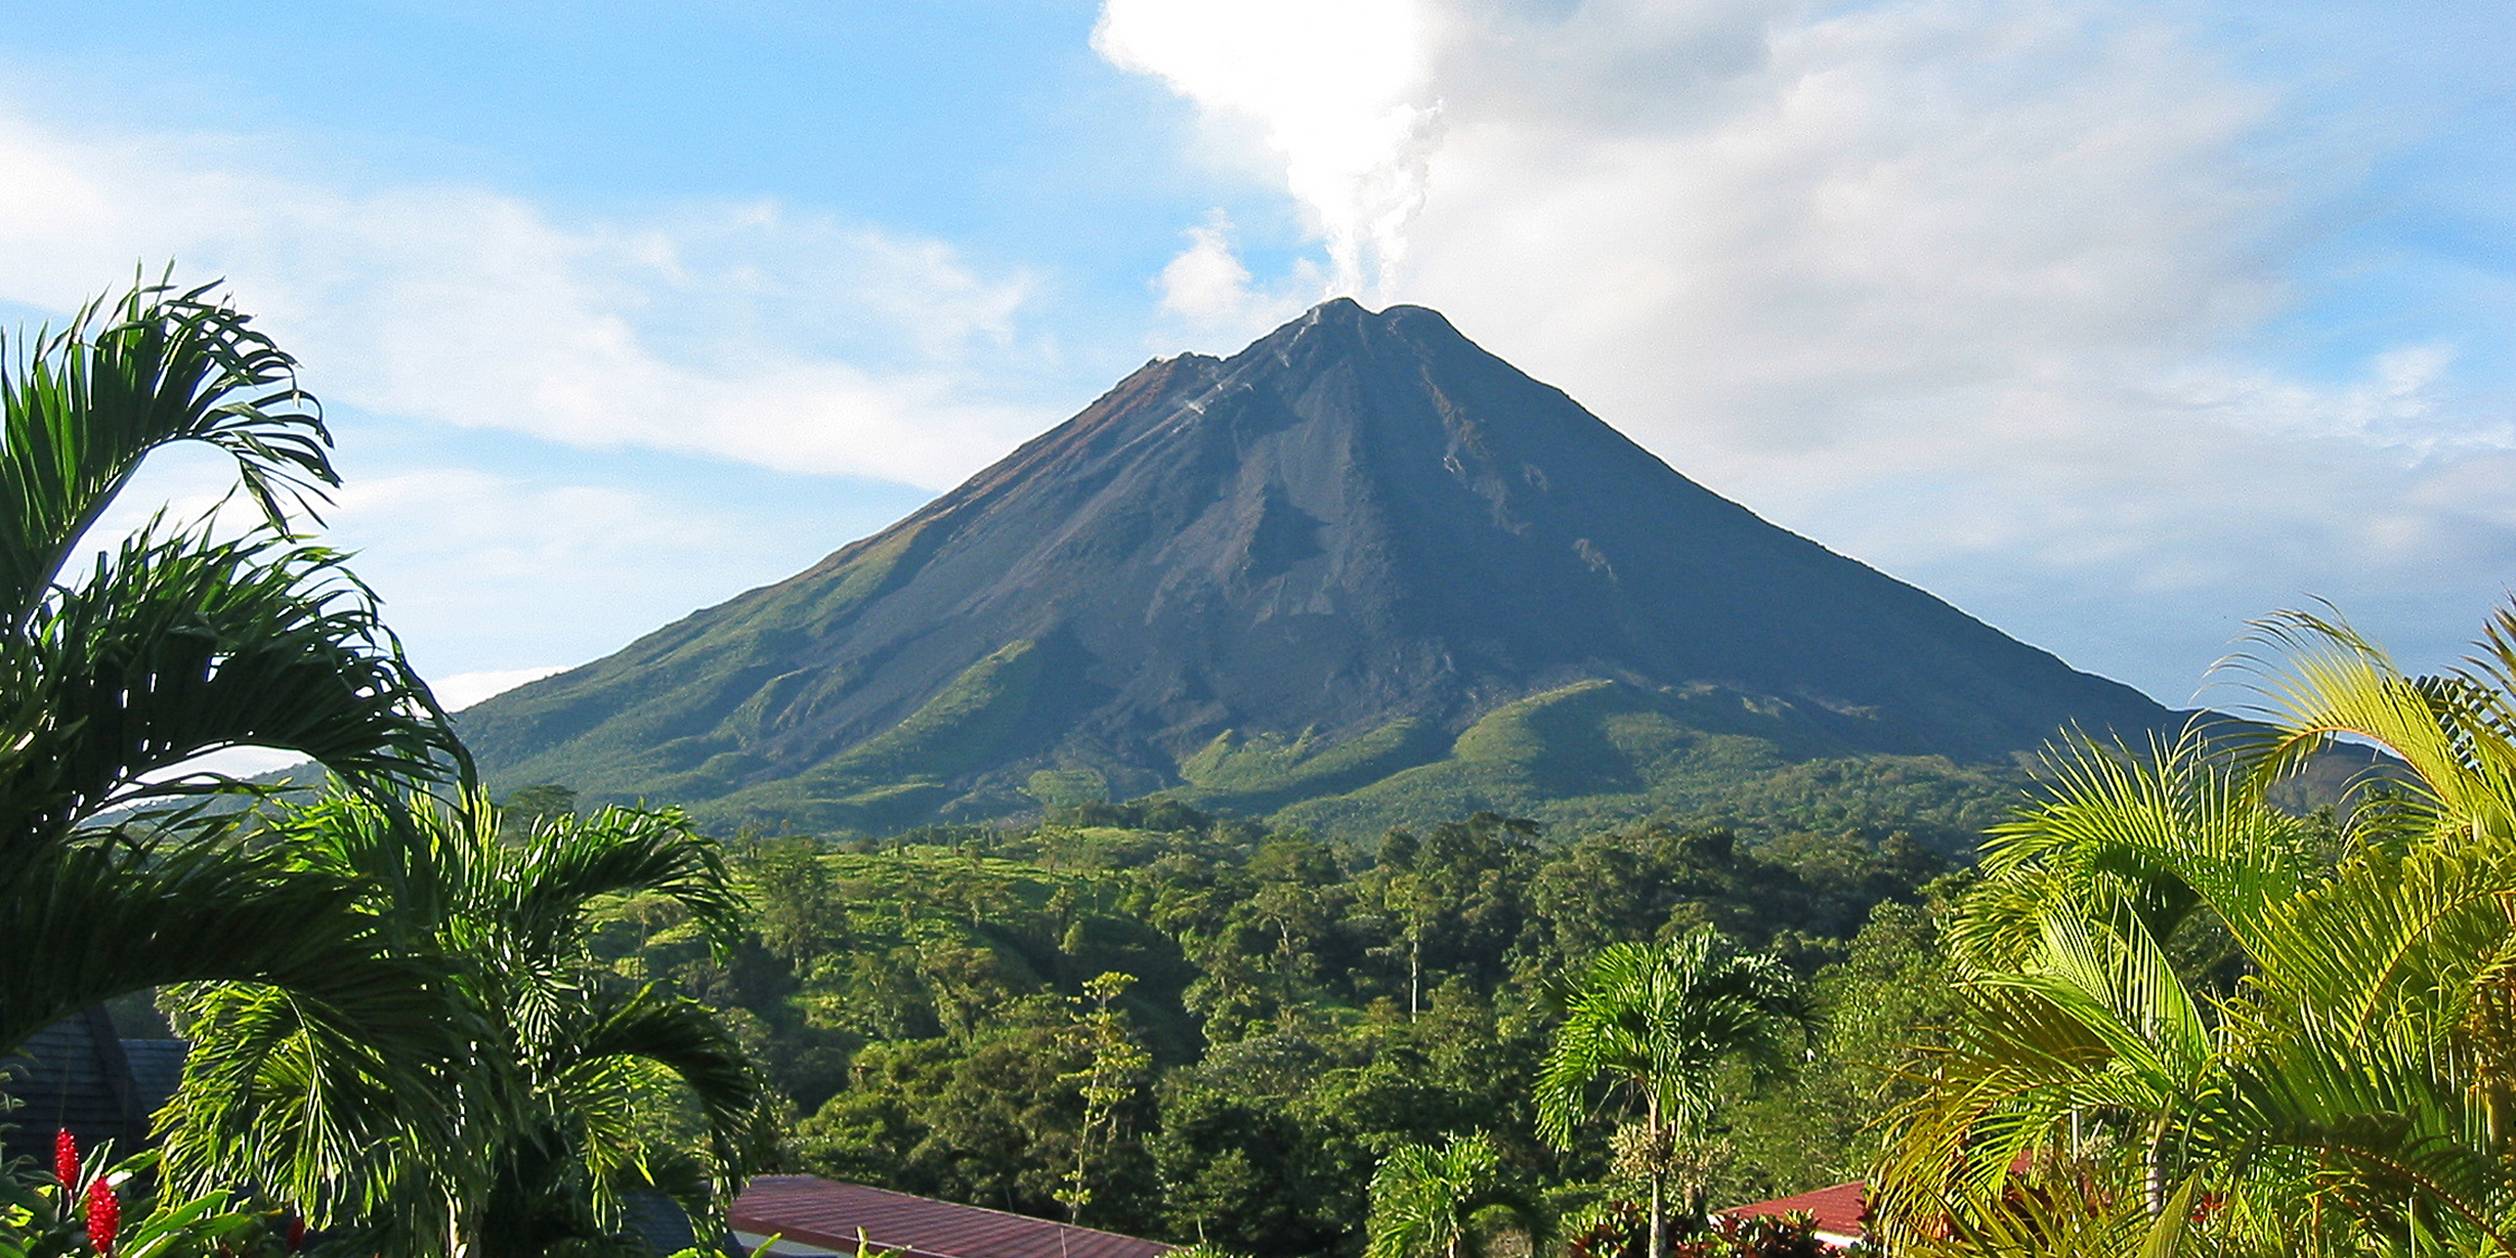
[461,519,943,806]
[506,651,2033,846]
[1114,676,2021,846]
[696,670,2025,845]
[697,639,1052,834]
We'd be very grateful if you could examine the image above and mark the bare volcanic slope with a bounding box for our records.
[460,300,2169,834]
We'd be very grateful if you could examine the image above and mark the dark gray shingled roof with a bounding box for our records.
[9,1026,741,1258]
[0,1009,146,1171]
[118,1039,186,1128]
[622,1188,747,1257]
[623,1190,700,1254]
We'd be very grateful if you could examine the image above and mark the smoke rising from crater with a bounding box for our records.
[1093,0,1442,300]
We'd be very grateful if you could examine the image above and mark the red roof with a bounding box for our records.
[1718,1180,1868,1240]
[732,1175,1175,1258]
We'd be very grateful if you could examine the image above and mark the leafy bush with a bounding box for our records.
[0,1136,280,1257]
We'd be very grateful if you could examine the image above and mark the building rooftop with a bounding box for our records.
[1718,1179,1869,1245]
[731,1175,1173,1258]
[0,1010,150,1170]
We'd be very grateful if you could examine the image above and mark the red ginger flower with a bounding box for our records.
[53,1129,78,1190]
[286,1215,307,1250]
[85,1177,119,1256]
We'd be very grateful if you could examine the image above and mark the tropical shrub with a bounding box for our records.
[160,791,772,1256]
[0,1135,279,1257]
[1558,1198,1645,1258]
[1668,1211,1840,1257]
[1873,601,2516,1254]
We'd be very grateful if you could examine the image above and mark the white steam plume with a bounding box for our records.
[1094,0,1441,299]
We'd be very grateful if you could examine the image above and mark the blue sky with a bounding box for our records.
[1,0,2509,736]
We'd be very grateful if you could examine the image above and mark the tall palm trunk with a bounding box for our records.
[1647,1092,1667,1258]
[1534,933,1808,1258]
[1409,932,1422,1017]
[2145,1116,2169,1219]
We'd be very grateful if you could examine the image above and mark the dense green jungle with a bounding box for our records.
[572,782,1987,1252]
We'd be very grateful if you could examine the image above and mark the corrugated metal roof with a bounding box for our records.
[1718,1179,1869,1240]
[732,1176,1173,1258]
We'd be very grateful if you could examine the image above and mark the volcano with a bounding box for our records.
[459,300,2169,834]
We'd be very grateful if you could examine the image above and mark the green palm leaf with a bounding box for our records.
[169,791,772,1252]
[2223,604,2516,846]
[566,983,772,1201]
[1880,598,2516,1254]
[0,273,333,621]
[0,836,454,1061]
[3,521,464,847]
[1365,1131,1518,1258]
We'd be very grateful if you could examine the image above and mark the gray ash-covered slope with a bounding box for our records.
[460,299,2169,834]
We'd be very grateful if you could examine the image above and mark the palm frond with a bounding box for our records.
[3,522,466,851]
[2221,604,2516,845]
[1883,598,2516,1254]
[0,836,453,1055]
[1887,1172,2202,1258]
[1956,729,2314,974]
[568,983,772,1204]
[155,978,482,1246]
[2242,825,2516,1048]
[1983,898,2211,1098]
[497,803,746,960]
[1,273,334,623]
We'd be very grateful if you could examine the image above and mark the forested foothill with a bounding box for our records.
[587,798,1968,1253]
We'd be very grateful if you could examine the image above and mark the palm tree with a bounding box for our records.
[159,791,773,1255]
[0,276,464,1060]
[1534,929,1810,1258]
[1364,1131,1524,1258]
[1872,602,2516,1255]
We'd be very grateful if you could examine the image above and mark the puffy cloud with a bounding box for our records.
[1150,210,1323,347]
[1156,211,1260,324]
[315,466,772,675]
[433,667,567,712]
[0,109,1058,492]
[1102,0,2516,694]
[0,100,994,701]
[1096,0,1441,297]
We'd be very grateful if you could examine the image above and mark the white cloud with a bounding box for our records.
[1,101,971,704]
[313,466,765,675]
[1157,211,1258,324]
[1101,0,2516,694]
[0,110,1057,492]
[1150,210,1323,348]
[1096,0,1441,298]
[433,667,566,712]
[70,455,779,695]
